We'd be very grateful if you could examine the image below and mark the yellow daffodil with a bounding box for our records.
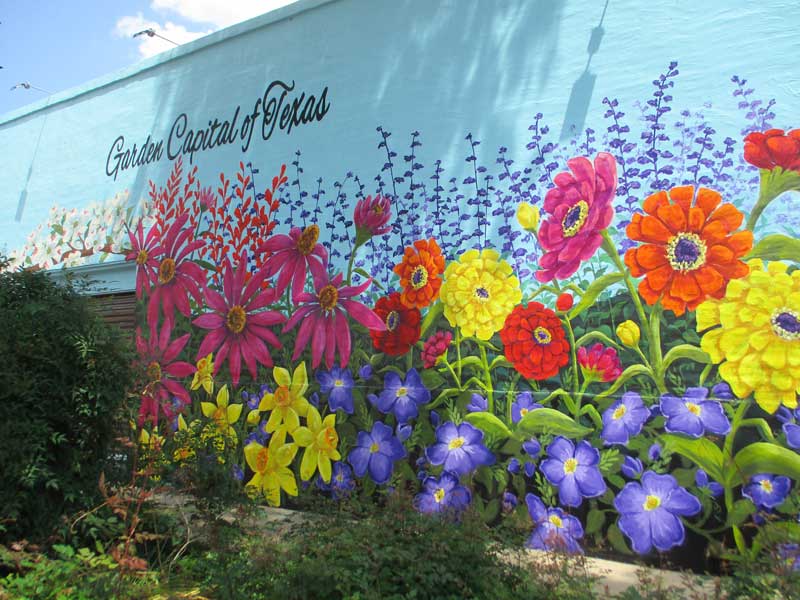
[259,362,310,434]
[201,385,242,438]
[516,201,540,233]
[439,248,522,340]
[291,405,340,482]
[616,320,641,348]
[697,259,800,413]
[244,430,298,507]
[191,353,215,395]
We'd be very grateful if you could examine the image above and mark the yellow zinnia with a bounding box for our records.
[259,362,310,434]
[697,259,800,413]
[291,405,340,482]
[439,248,522,340]
[191,353,215,395]
[244,430,298,507]
[201,384,242,438]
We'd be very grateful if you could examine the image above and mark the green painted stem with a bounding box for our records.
[722,398,752,556]
[479,343,494,413]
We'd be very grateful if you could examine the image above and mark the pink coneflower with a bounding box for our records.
[354,194,392,240]
[578,343,623,383]
[259,224,328,303]
[125,218,162,299]
[421,331,453,368]
[193,254,286,387]
[136,323,195,426]
[147,212,205,334]
[283,271,385,369]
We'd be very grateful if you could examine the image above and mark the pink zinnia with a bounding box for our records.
[578,343,622,383]
[259,223,328,303]
[421,331,453,368]
[136,323,195,426]
[193,254,286,387]
[147,212,205,333]
[125,218,162,300]
[354,194,393,238]
[283,272,385,369]
[536,153,617,282]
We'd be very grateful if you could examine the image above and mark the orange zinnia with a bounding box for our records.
[624,186,753,316]
[393,238,446,308]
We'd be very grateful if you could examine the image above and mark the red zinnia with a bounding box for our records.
[136,323,195,426]
[370,292,421,356]
[743,129,800,172]
[193,254,286,387]
[500,303,570,380]
[577,343,622,382]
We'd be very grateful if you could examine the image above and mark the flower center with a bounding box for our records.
[322,426,338,450]
[613,405,627,420]
[158,258,176,284]
[563,458,578,474]
[146,361,162,382]
[644,495,661,511]
[434,488,446,503]
[369,442,380,453]
[255,447,270,472]
[771,308,800,341]
[274,386,292,408]
[397,386,408,398]
[372,205,384,215]
[226,305,247,334]
[562,200,589,237]
[296,224,320,256]
[548,514,563,528]
[410,265,428,290]
[520,408,529,417]
[448,436,465,450]
[386,310,400,332]
[666,233,707,272]
[760,479,774,493]
[685,402,702,416]
[319,284,339,311]
[474,286,490,302]
[533,326,552,345]
[336,473,344,483]
[213,406,226,426]
[136,249,148,265]
[334,379,344,387]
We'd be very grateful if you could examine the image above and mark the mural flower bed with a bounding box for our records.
[12,67,800,573]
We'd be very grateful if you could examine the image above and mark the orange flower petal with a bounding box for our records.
[642,191,669,216]
[668,186,695,212]
[670,272,701,302]
[638,278,662,305]
[635,244,668,269]
[708,203,744,231]
[637,215,673,244]
[656,203,687,233]
[695,188,722,217]
[693,265,725,295]
[660,292,687,316]
[707,244,735,264]
[687,206,706,232]
[646,264,674,293]
[726,230,754,257]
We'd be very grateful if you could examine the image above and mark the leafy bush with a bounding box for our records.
[0,263,134,541]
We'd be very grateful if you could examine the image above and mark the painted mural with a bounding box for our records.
[6,56,800,564]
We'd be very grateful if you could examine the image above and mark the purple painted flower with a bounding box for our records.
[232,464,244,481]
[695,469,723,498]
[523,438,541,457]
[415,471,471,515]
[359,364,373,379]
[648,443,662,462]
[508,458,521,474]
[317,461,356,499]
[525,494,584,554]
[467,393,488,413]
[502,491,518,514]
[316,366,355,414]
[376,368,431,423]
[621,456,643,479]
[430,410,441,427]
[711,382,733,401]
[524,462,536,477]
[660,387,730,438]
[743,474,792,509]
[308,391,320,408]
[785,423,800,450]
[615,471,701,554]
[426,422,495,476]
[540,437,606,507]
[511,392,543,424]
[348,421,407,484]
[778,543,800,572]
[396,423,412,442]
[601,391,651,445]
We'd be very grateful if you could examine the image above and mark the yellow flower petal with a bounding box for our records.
[762,343,787,370]
[258,392,276,411]
[292,362,308,398]
[244,442,264,472]
[306,405,322,431]
[278,467,298,496]
[318,455,332,483]
[274,366,291,389]
[300,447,318,481]
[227,403,243,424]
[291,426,313,447]
[265,408,283,433]
[216,385,229,408]
[201,402,217,419]
[285,407,300,433]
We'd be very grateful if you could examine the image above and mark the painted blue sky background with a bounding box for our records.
[0,0,297,117]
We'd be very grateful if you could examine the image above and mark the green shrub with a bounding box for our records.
[0,263,134,541]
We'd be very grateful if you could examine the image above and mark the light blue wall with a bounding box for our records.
[2,0,798,265]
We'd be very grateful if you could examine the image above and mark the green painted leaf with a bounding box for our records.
[481,499,500,523]
[419,301,444,338]
[465,412,512,440]
[607,523,631,555]
[662,344,710,370]
[660,434,725,483]
[420,369,446,391]
[354,268,384,290]
[746,233,800,263]
[752,521,800,556]
[585,509,605,536]
[514,408,593,439]
[728,442,800,487]
[725,499,755,528]
[595,364,652,401]
[568,272,624,319]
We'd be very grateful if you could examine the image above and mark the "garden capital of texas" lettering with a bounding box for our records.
[105,79,330,180]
